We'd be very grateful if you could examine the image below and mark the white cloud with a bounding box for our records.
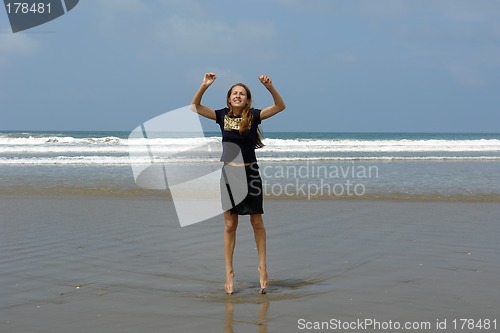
[436,0,500,23]
[447,63,484,86]
[265,0,337,14]
[154,0,207,17]
[156,16,277,55]
[0,33,38,67]
[185,67,244,87]
[334,52,359,64]
[89,0,149,36]
[95,0,147,13]
[358,0,412,17]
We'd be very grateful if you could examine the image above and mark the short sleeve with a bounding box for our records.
[215,108,226,125]
[252,109,262,125]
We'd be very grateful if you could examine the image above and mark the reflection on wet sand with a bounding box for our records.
[224,299,269,333]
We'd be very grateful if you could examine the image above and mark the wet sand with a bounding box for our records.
[1,195,499,332]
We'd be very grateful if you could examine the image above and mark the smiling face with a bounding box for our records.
[227,84,251,114]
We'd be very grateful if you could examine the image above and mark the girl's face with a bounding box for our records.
[228,85,249,110]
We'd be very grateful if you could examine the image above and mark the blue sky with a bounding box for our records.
[1,0,500,132]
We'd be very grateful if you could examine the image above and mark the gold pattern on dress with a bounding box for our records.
[224,115,242,131]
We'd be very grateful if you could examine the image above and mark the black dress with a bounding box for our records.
[215,108,264,215]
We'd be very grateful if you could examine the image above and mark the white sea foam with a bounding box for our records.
[0,136,122,145]
[1,135,500,165]
[262,138,500,152]
[1,155,500,165]
[1,136,500,152]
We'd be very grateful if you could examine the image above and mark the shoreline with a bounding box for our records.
[1,185,500,202]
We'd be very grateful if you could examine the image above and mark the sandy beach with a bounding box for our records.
[3,0,500,329]
[1,193,499,332]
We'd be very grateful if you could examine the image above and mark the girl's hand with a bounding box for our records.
[259,75,286,120]
[202,72,217,87]
[258,75,273,88]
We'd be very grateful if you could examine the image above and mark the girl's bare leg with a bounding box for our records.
[224,211,238,294]
[250,213,268,293]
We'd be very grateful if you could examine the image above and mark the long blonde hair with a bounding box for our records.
[226,83,264,148]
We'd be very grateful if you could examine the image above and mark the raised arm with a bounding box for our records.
[191,73,217,120]
[258,75,286,120]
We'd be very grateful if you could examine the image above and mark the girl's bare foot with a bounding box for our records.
[225,271,235,295]
[258,266,268,294]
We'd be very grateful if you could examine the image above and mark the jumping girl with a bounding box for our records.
[191,73,286,294]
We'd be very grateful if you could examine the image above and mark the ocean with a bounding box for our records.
[1,131,500,199]
[2,131,500,332]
